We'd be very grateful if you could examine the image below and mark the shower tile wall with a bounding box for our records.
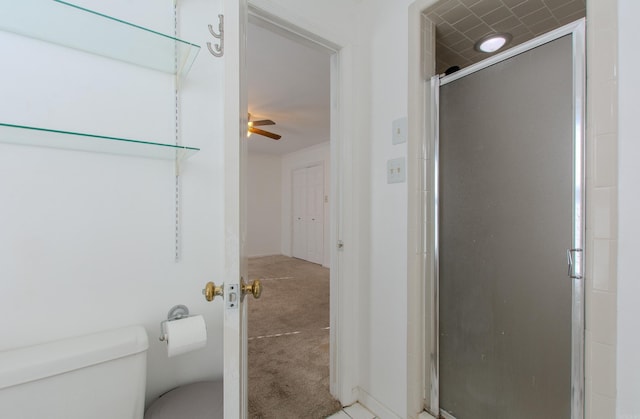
[585,0,618,418]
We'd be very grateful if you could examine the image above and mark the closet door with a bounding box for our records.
[292,167,307,260]
[305,164,324,264]
[291,164,324,264]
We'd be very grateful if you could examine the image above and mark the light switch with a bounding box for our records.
[387,157,406,184]
[392,117,408,145]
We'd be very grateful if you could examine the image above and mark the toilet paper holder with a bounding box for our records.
[159,304,191,342]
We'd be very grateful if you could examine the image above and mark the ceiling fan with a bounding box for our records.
[248,114,281,140]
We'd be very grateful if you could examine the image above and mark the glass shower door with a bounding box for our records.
[438,35,575,419]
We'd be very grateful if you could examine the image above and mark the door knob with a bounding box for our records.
[241,277,262,301]
[203,281,223,302]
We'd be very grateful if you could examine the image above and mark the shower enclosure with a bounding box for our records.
[430,22,585,419]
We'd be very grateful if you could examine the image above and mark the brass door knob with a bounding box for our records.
[203,281,223,302]
[241,278,262,300]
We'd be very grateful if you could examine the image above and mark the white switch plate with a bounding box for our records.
[387,157,406,184]
[392,117,408,145]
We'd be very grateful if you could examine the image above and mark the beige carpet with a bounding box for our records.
[247,255,342,419]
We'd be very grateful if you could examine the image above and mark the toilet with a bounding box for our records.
[144,380,223,419]
[0,325,223,419]
[0,326,149,419]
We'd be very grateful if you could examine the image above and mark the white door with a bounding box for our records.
[292,167,308,260]
[223,0,249,418]
[292,164,324,264]
[306,164,324,264]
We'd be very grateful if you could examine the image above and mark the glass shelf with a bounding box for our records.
[0,0,201,78]
[0,123,200,160]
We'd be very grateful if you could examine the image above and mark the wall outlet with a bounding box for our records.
[392,117,408,145]
[387,157,406,184]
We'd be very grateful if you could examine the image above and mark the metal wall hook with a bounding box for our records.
[207,14,224,57]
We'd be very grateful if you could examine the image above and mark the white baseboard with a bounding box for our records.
[247,252,281,258]
[418,411,438,419]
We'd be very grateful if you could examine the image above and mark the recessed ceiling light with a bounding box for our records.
[474,33,513,53]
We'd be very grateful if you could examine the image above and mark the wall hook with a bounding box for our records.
[207,14,224,57]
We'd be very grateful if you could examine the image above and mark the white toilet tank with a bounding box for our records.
[0,325,149,419]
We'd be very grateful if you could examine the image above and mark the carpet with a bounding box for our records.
[248,255,342,419]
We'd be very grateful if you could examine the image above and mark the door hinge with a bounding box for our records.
[567,248,583,279]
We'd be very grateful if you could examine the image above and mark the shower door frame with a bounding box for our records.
[426,19,586,419]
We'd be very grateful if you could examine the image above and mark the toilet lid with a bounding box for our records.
[144,381,223,419]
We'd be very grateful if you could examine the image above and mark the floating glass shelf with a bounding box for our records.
[0,123,200,160]
[0,0,201,78]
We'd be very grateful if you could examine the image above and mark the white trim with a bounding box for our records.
[330,42,360,407]
[248,5,339,54]
[247,1,358,406]
[407,2,441,418]
[247,0,348,48]
[246,252,281,258]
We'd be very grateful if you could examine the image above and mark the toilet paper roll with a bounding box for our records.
[164,315,207,357]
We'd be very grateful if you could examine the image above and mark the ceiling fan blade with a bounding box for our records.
[249,126,281,140]
[251,119,276,126]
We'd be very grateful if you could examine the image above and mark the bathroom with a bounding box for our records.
[0,0,638,418]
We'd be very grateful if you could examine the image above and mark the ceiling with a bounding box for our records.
[425,0,586,73]
[247,21,331,156]
[246,0,586,156]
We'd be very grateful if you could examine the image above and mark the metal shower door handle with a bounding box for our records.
[566,248,583,279]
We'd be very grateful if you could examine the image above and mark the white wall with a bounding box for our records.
[617,1,640,417]
[247,153,282,257]
[356,2,412,417]
[247,143,330,264]
[281,142,331,267]
[0,0,226,405]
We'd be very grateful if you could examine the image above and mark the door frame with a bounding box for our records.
[406,9,586,418]
[241,1,360,407]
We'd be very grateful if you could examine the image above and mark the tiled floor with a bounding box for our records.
[327,403,378,419]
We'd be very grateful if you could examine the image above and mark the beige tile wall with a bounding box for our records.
[585,0,618,417]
